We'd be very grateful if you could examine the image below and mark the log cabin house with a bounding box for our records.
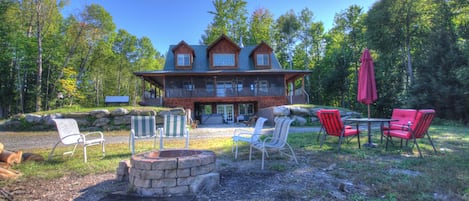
[134,35,311,124]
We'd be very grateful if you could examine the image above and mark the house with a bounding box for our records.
[134,35,311,124]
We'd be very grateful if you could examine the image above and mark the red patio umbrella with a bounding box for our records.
[357,48,378,118]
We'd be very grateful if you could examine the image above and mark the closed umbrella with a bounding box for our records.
[357,48,377,118]
[357,48,378,147]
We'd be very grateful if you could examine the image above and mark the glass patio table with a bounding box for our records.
[345,118,398,148]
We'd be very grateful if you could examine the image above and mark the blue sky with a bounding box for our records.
[63,0,377,53]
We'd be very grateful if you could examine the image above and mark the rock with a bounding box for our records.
[63,112,89,118]
[273,106,290,116]
[25,114,42,123]
[113,115,130,125]
[291,115,307,126]
[288,106,311,116]
[111,108,129,116]
[94,118,110,127]
[129,110,157,116]
[43,113,62,126]
[90,109,110,118]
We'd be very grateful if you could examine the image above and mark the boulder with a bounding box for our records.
[111,108,129,116]
[43,113,62,126]
[90,109,110,118]
[273,106,290,116]
[25,114,42,123]
[94,118,110,127]
[63,112,89,118]
[114,115,131,125]
[288,106,311,116]
[291,115,307,126]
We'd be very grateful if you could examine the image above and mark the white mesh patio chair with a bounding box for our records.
[130,116,158,155]
[232,117,267,159]
[249,117,298,170]
[158,115,189,150]
[49,118,105,163]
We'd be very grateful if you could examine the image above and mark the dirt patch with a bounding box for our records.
[0,152,374,201]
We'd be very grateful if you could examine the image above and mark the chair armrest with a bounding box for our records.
[83,131,104,139]
[60,133,84,143]
[233,128,254,137]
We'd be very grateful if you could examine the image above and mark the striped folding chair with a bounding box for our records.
[130,116,158,155]
[158,115,189,150]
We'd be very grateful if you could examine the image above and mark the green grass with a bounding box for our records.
[1,124,468,200]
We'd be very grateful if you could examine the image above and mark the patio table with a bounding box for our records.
[345,118,397,148]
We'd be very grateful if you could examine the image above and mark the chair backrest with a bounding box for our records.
[131,116,157,138]
[250,117,268,142]
[162,115,187,137]
[268,117,294,147]
[253,117,268,135]
[391,109,418,127]
[410,109,435,138]
[53,119,82,145]
[317,109,344,136]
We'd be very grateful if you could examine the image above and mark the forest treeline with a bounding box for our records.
[0,0,468,124]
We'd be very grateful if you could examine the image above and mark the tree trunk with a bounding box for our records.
[35,1,43,112]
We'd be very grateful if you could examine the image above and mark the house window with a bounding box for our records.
[213,53,235,66]
[258,80,268,93]
[256,54,270,66]
[177,54,191,66]
[239,103,254,116]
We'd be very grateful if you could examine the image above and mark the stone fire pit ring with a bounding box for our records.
[129,149,219,197]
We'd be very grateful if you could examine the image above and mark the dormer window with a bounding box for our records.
[256,54,270,66]
[172,40,194,70]
[213,53,235,66]
[207,35,241,69]
[177,54,191,66]
[250,41,273,69]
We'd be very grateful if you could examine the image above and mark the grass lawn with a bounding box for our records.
[1,124,468,200]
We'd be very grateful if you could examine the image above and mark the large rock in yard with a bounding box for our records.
[288,106,311,116]
[273,106,290,116]
[25,114,42,123]
[90,109,110,118]
[111,108,129,116]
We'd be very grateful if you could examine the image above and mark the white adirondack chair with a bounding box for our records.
[130,116,158,155]
[50,119,105,163]
[232,117,267,159]
[249,117,298,169]
[158,115,189,150]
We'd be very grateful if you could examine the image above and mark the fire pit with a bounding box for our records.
[128,149,219,197]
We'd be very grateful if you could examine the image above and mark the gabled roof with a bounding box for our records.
[171,40,195,55]
[206,34,241,53]
[249,41,273,57]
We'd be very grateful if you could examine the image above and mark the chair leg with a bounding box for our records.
[316,126,323,142]
[413,138,423,158]
[234,141,239,159]
[426,133,437,154]
[286,144,298,164]
[83,145,87,163]
[48,141,61,160]
[261,148,265,170]
[101,142,106,158]
[320,133,326,148]
[249,145,253,161]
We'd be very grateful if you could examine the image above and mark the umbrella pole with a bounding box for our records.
[365,104,375,147]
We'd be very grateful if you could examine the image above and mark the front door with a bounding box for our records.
[217,104,234,123]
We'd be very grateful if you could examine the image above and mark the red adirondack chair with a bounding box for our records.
[317,109,361,151]
[384,109,437,157]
